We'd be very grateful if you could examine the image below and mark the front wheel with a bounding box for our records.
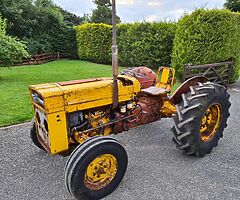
[64,136,128,200]
[30,118,44,150]
[172,82,231,157]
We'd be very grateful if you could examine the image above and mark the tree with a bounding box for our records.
[0,0,79,56]
[91,0,121,24]
[59,8,83,26]
[0,0,36,38]
[82,14,91,23]
[224,0,240,12]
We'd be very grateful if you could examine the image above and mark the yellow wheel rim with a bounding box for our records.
[200,104,222,142]
[84,154,118,190]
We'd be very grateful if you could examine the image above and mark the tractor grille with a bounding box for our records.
[35,108,50,149]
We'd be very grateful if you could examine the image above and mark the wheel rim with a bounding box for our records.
[84,154,118,190]
[200,104,222,142]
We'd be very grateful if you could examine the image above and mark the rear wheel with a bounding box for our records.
[172,82,231,157]
[30,118,44,150]
[64,137,128,200]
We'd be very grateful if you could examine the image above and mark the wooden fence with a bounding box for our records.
[15,53,62,66]
[182,61,234,88]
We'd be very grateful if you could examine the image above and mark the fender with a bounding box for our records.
[170,76,208,105]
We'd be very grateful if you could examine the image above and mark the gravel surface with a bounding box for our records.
[0,88,240,200]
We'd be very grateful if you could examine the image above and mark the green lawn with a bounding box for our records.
[0,60,125,127]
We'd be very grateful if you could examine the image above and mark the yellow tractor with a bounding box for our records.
[28,1,231,200]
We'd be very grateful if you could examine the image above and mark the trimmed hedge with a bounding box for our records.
[172,9,240,81]
[75,22,176,68]
[24,26,78,59]
[76,23,112,64]
[52,26,78,59]
[118,22,176,68]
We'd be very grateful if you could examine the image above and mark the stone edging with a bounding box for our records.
[0,122,31,131]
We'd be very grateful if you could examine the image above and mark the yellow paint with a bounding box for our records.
[156,67,175,91]
[200,104,221,142]
[47,111,69,154]
[160,101,176,118]
[29,76,141,114]
[84,154,118,190]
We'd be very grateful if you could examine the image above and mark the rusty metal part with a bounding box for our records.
[170,76,208,105]
[121,67,157,89]
[74,114,136,142]
[112,0,119,108]
[113,93,163,133]
[85,110,112,136]
[136,93,162,124]
[84,153,118,190]
[112,105,142,133]
[72,110,112,144]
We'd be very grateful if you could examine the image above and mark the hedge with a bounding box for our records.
[75,22,176,68]
[172,9,240,81]
[75,23,112,64]
[52,26,78,59]
[118,22,176,68]
[24,26,77,59]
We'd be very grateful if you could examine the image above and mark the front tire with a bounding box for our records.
[30,118,44,150]
[172,82,231,157]
[64,137,128,200]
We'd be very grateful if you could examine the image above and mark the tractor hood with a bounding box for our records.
[29,76,141,114]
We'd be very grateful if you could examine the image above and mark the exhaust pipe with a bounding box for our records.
[112,0,119,108]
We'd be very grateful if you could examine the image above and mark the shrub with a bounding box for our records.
[75,22,176,68]
[24,35,53,55]
[0,16,29,66]
[172,9,240,81]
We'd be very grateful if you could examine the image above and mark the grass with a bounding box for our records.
[0,60,181,127]
[0,60,125,127]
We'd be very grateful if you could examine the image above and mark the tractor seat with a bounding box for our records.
[141,86,168,96]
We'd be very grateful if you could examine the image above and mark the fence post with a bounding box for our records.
[228,61,234,85]
[182,64,189,83]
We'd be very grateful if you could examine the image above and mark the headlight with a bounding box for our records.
[32,92,44,107]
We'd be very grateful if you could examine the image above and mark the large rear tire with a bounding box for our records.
[64,137,128,200]
[172,82,231,157]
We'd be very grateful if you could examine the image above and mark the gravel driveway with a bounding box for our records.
[0,87,240,200]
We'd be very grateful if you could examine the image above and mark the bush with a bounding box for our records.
[75,22,176,68]
[172,9,240,81]
[24,35,53,55]
[0,16,29,66]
